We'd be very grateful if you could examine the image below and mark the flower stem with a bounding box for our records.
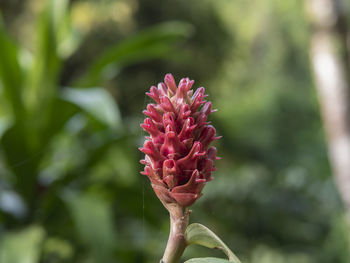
[162,205,190,263]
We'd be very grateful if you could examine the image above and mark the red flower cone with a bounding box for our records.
[140,74,221,208]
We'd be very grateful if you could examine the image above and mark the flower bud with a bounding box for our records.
[140,74,220,208]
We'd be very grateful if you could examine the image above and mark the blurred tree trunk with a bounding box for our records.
[306,0,350,224]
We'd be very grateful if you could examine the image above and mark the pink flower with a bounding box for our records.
[139,74,221,207]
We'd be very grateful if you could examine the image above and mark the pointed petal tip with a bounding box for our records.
[165,73,174,78]
[138,147,146,153]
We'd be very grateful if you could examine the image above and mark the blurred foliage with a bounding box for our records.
[0,0,349,263]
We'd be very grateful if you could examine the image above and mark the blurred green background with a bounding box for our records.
[0,0,349,262]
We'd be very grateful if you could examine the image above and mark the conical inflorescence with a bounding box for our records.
[139,74,221,207]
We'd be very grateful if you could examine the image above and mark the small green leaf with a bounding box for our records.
[61,87,121,128]
[0,226,45,263]
[185,258,232,263]
[185,223,242,263]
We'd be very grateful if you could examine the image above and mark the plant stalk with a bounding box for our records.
[162,205,190,263]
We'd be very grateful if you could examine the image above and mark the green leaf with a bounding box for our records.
[185,223,242,263]
[77,21,193,85]
[53,0,81,58]
[0,15,24,120]
[61,87,121,128]
[0,226,45,263]
[25,0,62,113]
[185,258,232,263]
[65,192,116,263]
